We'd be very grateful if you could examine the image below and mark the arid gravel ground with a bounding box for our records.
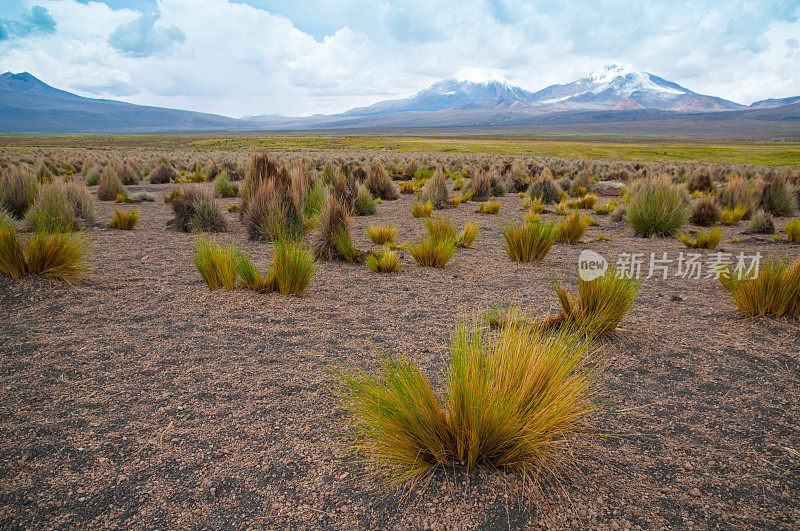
[1,170,799,529]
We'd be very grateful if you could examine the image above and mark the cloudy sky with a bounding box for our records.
[1,0,798,117]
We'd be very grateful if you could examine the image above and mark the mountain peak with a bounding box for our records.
[449,67,512,86]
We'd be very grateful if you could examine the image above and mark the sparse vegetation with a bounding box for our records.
[406,236,456,267]
[625,175,690,236]
[678,228,723,249]
[475,201,500,214]
[109,209,140,230]
[690,195,721,226]
[720,256,800,319]
[365,247,401,273]
[410,201,433,218]
[273,237,314,295]
[366,224,397,245]
[748,209,775,234]
[555,210,589,243]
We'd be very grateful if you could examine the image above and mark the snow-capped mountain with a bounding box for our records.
[524,64,744,111]
[342,68,534,116]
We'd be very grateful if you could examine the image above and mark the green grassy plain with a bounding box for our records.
[1,133,798,166]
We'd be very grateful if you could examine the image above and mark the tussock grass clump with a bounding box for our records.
[366,163,399,200]
[410,201,433,218]
[457,221,478,248]
[786,219,800,243]
[0,166,39,218]
[149,162,178,184]
[418,168,450,209]
[678,228,723,249]
[354,184,377,216]
[333,228,363,263]
[24,183,78,233]
[760,174,797,217]
[688,169,713,193]
[366,224,398,245]
[527,172,563,204]
[551,272,639,336]
[593,200,617,215]
[193,236,237,291]
[164,187,184,203]
[213,171,239,198]
[366,247,401,273]
[748,209,775,234]
[568,194,598,209]
[23,232,88,281]
[97,166,126,201]
[503,221,556,262]
[717,176,754,217]
[475,201,500,214]
[170,186,227,233]
[720,205,747,225]
[424,217,456,241]
[109,209,139,230]
[234,250,271,292]
[84,163,101,186]
[399,181,418,194]
[555,210,589,243]
[407,236,456,268]
[301,178,325,228]
[625,175,690,236]
[0,218,27,279]
[690,195,720,226]
[336,316,599,487]
[243,180,303,240]
[314,195,353,260]
[720,257,800,319]
[273,237,314,295]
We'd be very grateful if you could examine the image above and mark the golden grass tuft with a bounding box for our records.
[365,224,398,245]
[336,315,599,487]
[406,236,456,267]
[719,204,747,225]
[678,228,723,249]
[193,236,237,291]
[109,208,139,230]
[424,217,456,241]
[475,200,500,214]
[410,200,433,218]
[551,273,639,336]
[457,221,478,248]
[0,221,27,279]
[366,247,401,273]
[787,219,800,243]
[555,210,589,243]
[503,221,556,262]
[719,257,800,319]
[1,218,88,282]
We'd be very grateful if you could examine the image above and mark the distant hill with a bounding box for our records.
[0,72,242,133]
[1,69,798,138]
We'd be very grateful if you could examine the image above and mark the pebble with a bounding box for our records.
[689,488,701,497]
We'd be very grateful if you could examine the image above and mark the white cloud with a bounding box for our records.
[0,0,798,116]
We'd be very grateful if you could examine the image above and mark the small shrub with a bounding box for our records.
[366,248,401,273]
[0,166,39,218]
[690,195,720,226]
[411,201,433,218]
[336,317,598,486]
[407,236,456,267]
[164,187,184,203]
[457,221,478,248]
[273,238,314,295]
[109,209,139,230]
[551,272,639,336]
[399,181,418,194]
[748,209,775,234]
[786,219,800,243]
[720,205,747,225]
[678,228,723,249]
[555,210,589,243]
[717,176,754,217]
[720,256,800,319]
[366,224,398,245]
[354,184,377,216]
[625,176,690,237]
[688,169,713,193]
[475,201,500,214]
[503,221,556,262]
[593,200,617,215]
[97,166,125,201]
[193,236,237,291]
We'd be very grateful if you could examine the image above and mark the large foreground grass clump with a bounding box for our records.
[0,219,88,281]
[337,317,598,487]
[625,176,690,236]
[720,257,800,319]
